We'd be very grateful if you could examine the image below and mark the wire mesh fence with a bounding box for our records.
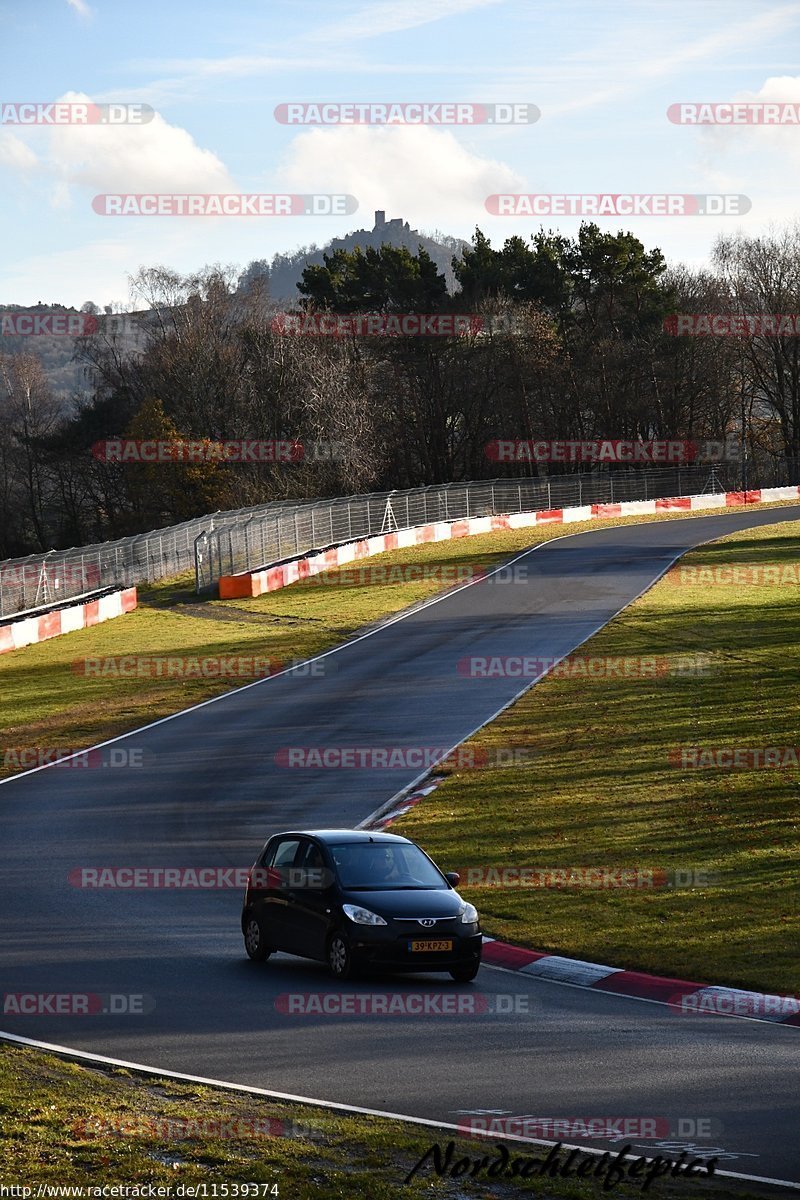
[0,498,292,620]
[194,457,799,593]
[2,458,797,619]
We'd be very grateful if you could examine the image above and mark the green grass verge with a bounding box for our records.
[1,501,797,783]
[2,506,799,1192]
[393,518,800,995]
[1,503,798,992]
[0,1045,785,1197]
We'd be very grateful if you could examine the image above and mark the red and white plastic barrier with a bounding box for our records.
[480,938,800,1025]
[0,587,137,656]
[218,485,800,599]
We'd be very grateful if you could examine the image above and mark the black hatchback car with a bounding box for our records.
[241,829,482,981]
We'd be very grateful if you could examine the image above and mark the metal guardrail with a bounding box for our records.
[194,460,794,593]
[2,459,797,618]
[0,498,297,620]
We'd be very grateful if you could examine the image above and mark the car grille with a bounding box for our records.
[393,916,459,930]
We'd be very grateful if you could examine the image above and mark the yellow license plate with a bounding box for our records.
[410,939,453,952]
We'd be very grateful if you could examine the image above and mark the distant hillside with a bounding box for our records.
[239,210,469,301]
[0,303,146,410]
[1,215,469,402]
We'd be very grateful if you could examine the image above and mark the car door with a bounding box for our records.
[255,836,302,952]
[282,838,334,961]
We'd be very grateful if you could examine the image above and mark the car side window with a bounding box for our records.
[295,839,328,889]
[264,838,301,870]
[261,838,303,889]
[297,840,324,870]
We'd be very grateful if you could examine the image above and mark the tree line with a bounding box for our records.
[1,221,799,558]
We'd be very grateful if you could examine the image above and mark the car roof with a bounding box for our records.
[269,829,412,845]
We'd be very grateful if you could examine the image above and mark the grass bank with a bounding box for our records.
[1,502,797,784]
[394,519,800,994]
[0,1044,783,1198]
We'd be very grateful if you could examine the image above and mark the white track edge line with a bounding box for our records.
[3,502,797,789]
[0,516,599,784]
[358,504,800,829]
[480,960,800,1028]
[3,506,799,1179]
[0,1031,796,1190]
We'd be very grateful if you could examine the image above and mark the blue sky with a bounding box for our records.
[2,0,800,307]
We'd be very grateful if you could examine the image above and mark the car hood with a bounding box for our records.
[339,888,465,919]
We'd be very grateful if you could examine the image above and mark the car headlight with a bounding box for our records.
[342,903,387,926]
[460,903,478,924]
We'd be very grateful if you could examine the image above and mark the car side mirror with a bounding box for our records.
[445,871,460,886]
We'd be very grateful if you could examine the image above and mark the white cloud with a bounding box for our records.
[0,132,39,172]
[275,125,524,229]
[695,75,800,189]
[66,0,92,18]
[2,92,236,204]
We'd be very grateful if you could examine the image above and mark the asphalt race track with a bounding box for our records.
[2,507,799,1183]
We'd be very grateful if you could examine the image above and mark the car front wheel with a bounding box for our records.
[449,961,480,983]
[243,915,272,962]
[327,932,354,979]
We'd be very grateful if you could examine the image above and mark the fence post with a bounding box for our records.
[194,532,206,594]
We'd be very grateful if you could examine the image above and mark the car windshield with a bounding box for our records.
[330,842,446,890]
